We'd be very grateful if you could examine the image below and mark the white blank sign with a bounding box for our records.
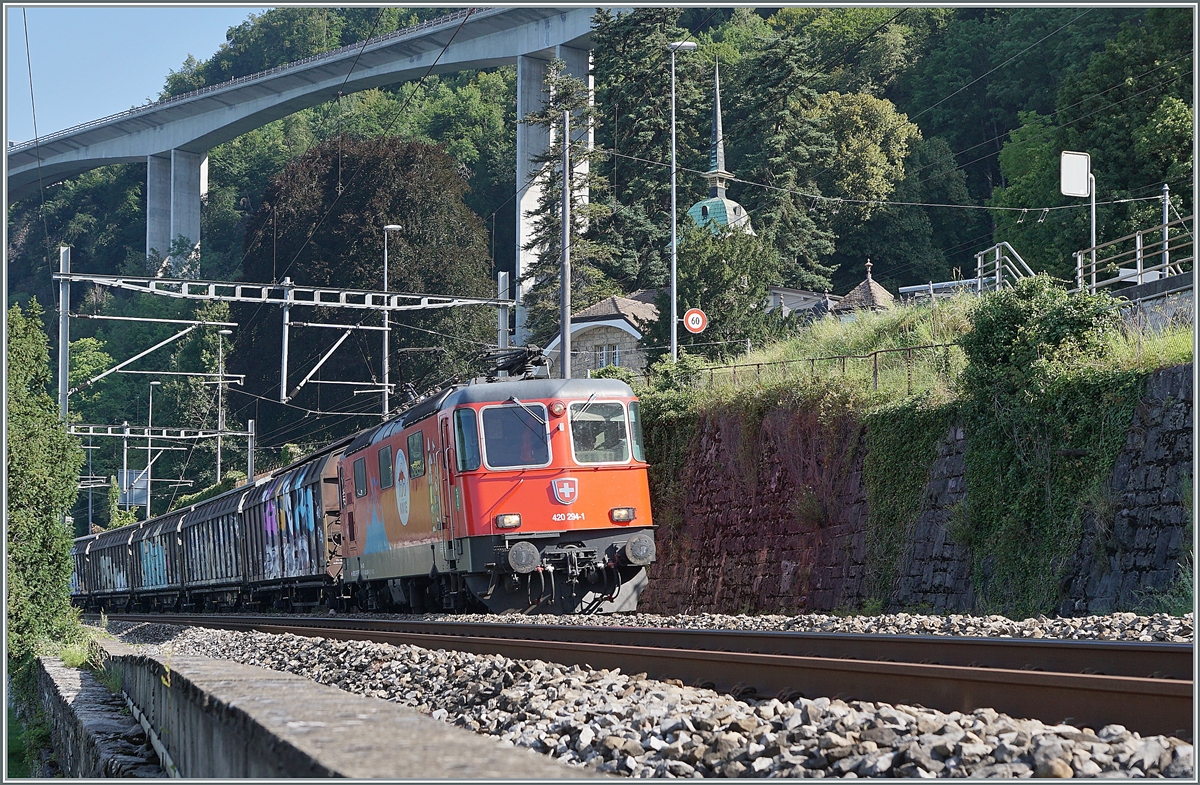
[1060,151,1091,197]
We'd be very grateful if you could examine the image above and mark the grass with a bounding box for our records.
[7,706,31,778]
[671,295,975,406]
[667,292,1191,406]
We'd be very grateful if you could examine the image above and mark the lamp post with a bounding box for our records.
[216,329,233,482]
[668,41,697,363]
[382,224,402,417]
[146,380,161,520]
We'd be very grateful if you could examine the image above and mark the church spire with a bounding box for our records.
[704,55,733,199]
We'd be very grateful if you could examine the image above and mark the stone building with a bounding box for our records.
[544,290,659,378]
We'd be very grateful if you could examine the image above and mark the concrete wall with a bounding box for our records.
[640,364,1193,616]
[95,639,591,778]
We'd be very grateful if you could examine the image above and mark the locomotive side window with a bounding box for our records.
[407,431,425,477]
[629,401,646,462]
[378,446,393,489]
[481,404,550,468]
[569,401,630,464]
[352,457,367,497]
[454,409,481,471]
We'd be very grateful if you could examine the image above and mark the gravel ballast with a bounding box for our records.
[353,610,1195,643]
[101,619,1193,778]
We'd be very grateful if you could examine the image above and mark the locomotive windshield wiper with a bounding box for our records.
[576,392,597,417]
[508,396,547,427]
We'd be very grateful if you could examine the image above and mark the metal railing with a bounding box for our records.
[974,242,1034,293]
[1072,215,1194,295]
[633,343,964,397]
[8,8,480,153]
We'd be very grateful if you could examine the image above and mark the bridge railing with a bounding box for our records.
[1072,215,1194,295]
[8,8,479,153]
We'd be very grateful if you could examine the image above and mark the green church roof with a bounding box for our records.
[688,197,755,235]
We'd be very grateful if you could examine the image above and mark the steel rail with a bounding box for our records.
[100,614,1193,739]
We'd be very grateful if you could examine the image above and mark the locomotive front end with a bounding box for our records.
[452,378,657,614]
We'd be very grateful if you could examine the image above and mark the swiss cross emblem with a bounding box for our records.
[552,478,579,505]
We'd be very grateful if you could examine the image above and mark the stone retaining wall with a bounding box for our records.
[36,656,164,777]
[641,363,1193,616]
[891,426,975,612]
[1060,363,1193,614]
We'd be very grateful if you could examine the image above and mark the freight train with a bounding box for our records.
[70,361,656,615]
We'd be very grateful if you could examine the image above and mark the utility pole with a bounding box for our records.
[1163,183,1171,270]
[560,109,571,380]
[247,419,256,481]
[122,421,129,512]
[383,225,402,417]
[217,329,232,482]
[58,247,70,420]
[87,435,93,531]
[668,41,698,363]
[147,380,160,520]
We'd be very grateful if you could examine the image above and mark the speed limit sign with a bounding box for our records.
[683,308,707,334]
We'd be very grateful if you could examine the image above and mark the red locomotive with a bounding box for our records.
[338,376,656,613]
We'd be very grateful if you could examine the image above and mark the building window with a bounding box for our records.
[609,344,620,367]
[594,345,606,368]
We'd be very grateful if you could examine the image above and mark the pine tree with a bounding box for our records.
[727,32,839,290]
[591,8,708,291]
[518,58,616,345]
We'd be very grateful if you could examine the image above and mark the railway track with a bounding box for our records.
[98,614,1194,740]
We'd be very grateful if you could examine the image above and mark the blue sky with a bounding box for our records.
[6,5,269,144]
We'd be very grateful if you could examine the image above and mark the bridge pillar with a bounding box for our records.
[515,54,551,346]
[146,150,207,276]
[514,48,593,346]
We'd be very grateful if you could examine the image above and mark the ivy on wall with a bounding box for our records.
[862,395,957,605]
[953,277,1143,617]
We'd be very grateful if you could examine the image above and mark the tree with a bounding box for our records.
[725,31,837,290]
[990,10,1193,278]
[590,8,708,291]
[641,224,786,361]
[7,301,84,663]
[517,58,616,345]
[808,91,920,226]
[830,136,985,292]
[229,136,494,440]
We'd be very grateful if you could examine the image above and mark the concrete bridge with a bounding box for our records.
[7,6,607,341]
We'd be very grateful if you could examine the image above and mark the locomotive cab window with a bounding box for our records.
[378,446,393,489]
[407,431,425,477]
[482,404,550,469]
[454,409,481,471]
[629,401,647,462]
[569,401,630,464]
[352,457,367,497]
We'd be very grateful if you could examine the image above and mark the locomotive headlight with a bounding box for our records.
[609,507,637,523]
[550,401,566,416]
[622,532,656,566]
[495,513,522,529]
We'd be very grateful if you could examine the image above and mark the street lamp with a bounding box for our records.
[216,329,233,482]
[146,380,161,520]
[382,224,403,417]
[668,41,698,363]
